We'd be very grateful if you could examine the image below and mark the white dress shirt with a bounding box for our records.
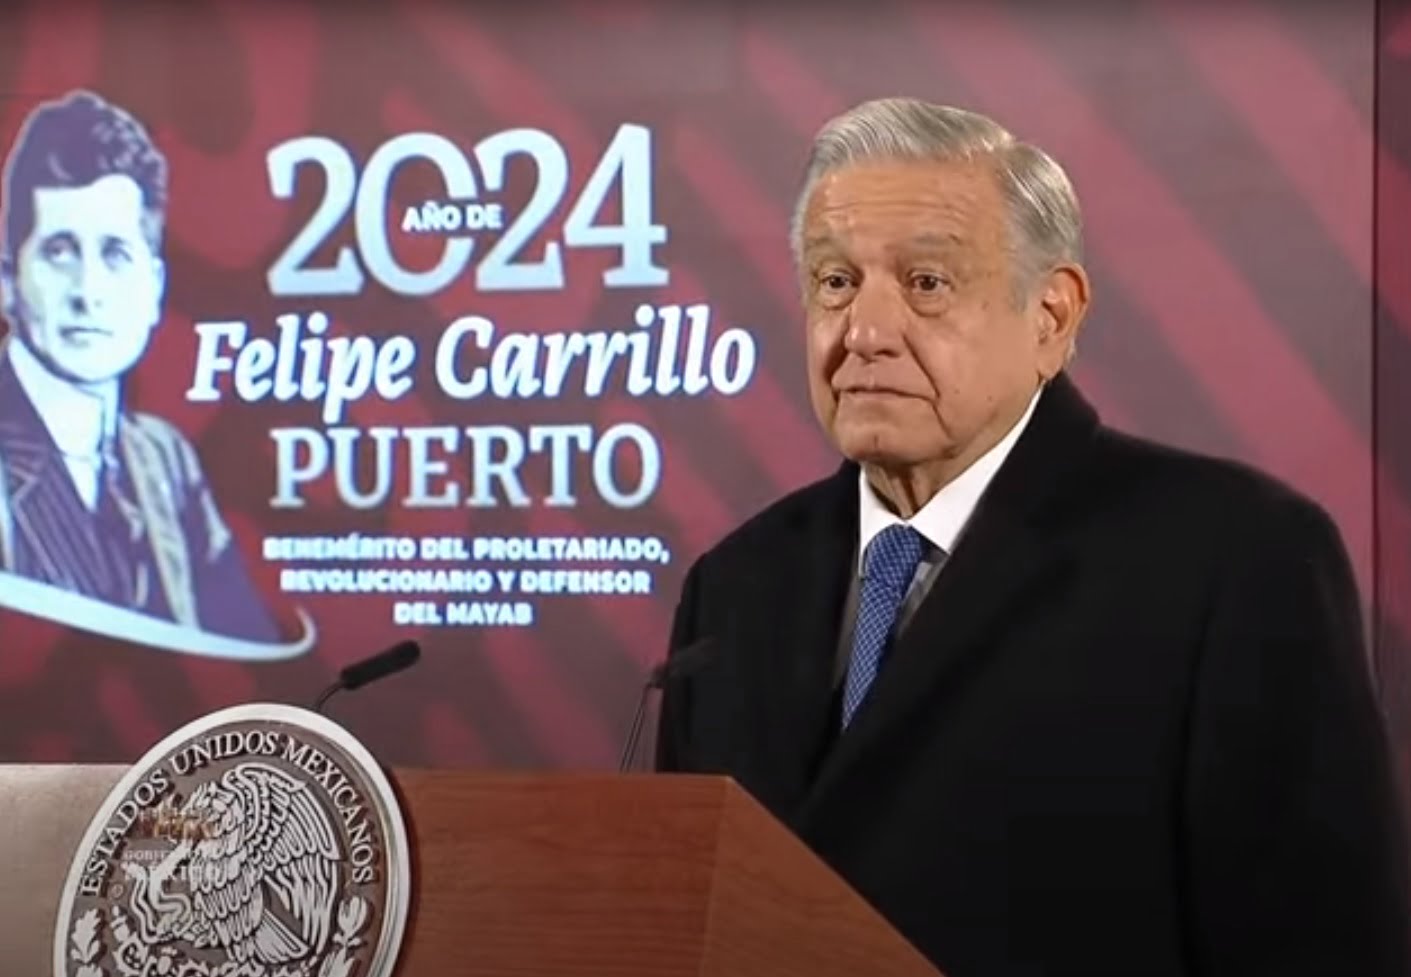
[7,339,118,511]
[857,384,1043,574]
[833,385,1044,686]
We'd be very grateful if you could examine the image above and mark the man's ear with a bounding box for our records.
[149,255,166,327]
[1035,262,1091,378]
[1,255,17,325]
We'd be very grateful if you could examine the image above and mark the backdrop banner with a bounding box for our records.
[0,0,1385,774]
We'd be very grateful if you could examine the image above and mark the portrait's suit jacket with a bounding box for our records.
[0,353,277,642]
[657,373,1409,977]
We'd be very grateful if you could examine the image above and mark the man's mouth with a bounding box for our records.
[840,386,911,398]
[58,325,112,343]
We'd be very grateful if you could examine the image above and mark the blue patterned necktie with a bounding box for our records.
[841,524,927,727]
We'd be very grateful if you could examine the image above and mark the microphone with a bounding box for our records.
[618,636,716,772]
[312,640,422,714]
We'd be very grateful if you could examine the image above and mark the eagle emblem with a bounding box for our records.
[121,763,342,969]
[54,705,408,977]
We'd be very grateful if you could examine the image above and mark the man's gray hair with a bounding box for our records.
[790,97,1083,296]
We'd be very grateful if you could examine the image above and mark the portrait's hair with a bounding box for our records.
[792,97,1082,300]
[0,89,168,266]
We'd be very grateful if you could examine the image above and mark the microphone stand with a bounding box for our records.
[618,681,654,772]
[311,680,344,714]
[618,642,717,772]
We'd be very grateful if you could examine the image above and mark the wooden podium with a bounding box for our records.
[0,765,940,976]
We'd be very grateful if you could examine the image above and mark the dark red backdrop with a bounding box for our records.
[0,0,1398,786]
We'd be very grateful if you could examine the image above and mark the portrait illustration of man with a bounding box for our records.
[0,90,277,644]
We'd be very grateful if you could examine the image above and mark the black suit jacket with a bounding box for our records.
[657,375,1409,977]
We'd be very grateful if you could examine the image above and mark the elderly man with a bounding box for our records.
[656,98,1408,976]
[0,90,276,643]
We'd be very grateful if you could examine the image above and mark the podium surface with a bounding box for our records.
[0,765,939,976]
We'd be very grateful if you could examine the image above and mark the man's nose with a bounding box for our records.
[843,278,907,356]
[66,257,106,314]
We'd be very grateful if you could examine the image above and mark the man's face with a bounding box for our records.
[4,173,164,387]
[801,158,1071,476]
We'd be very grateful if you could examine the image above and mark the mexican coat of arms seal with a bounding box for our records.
[51,703,411,977]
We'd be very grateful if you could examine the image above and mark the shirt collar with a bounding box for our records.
[4,336,117,459]
[858,383,1043,569]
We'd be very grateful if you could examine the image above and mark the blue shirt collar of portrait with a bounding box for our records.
[4,335,119,461]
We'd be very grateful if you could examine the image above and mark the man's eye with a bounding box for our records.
[820,273,853,291]
[42,239,77,262]
[911,273,946,293]
[103,241,132,265]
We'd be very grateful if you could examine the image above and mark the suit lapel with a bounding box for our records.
[0,356,59,570]
[731,463,857,816]
[0,358,48,498]
[797,375,1100,819]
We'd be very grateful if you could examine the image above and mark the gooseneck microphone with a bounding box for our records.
[618,636,716,772]
[312,640,422,714]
